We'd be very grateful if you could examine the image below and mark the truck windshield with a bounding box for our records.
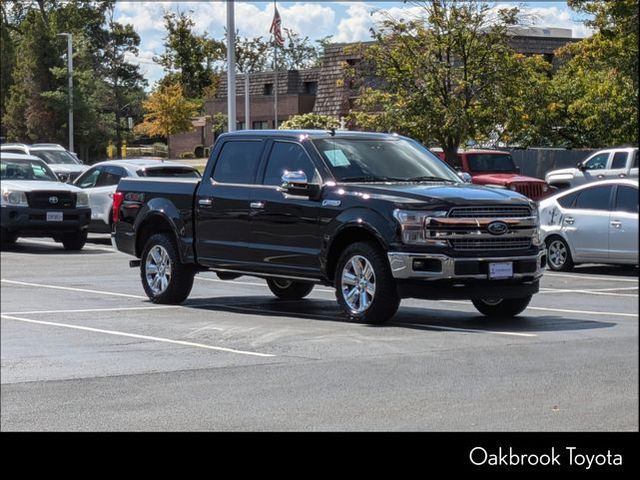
[1,159,58,181]
[467,154,516,173]
[312,137,460,183]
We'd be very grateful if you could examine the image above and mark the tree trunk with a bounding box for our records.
[443,144,459,168]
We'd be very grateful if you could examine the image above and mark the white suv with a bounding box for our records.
[0,143,88,183]
[545,147,638,190]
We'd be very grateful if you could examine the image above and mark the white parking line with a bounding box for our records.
[526,306,637,317]
[544,272,639,283]
[0,314,276,358]
[2,305,179,315]
[14,238,115,253]
[393,322,537,337]
[539,287,637,297]
[1,279,147,299]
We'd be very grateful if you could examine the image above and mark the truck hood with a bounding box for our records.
[545,168,578,181]
[1,180,84,193]
[335,182,532,207]
[48,164,87,173]
[471,173,546,185]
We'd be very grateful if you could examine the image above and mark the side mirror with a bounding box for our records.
[458,172,472,183]
[515,166,521,174]
[577,162,586,171]
[280,170,318,197]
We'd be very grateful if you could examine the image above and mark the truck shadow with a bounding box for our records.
[567,264,639,278]
[183,296,616,333]
[1,241,109,255]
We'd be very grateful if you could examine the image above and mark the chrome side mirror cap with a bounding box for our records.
[458,172,472,183]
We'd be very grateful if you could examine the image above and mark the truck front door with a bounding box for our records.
[195,139,265,267]
[248,140,323,278]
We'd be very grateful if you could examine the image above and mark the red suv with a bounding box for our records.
[435,149,550,201]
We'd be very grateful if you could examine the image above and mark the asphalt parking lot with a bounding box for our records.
[1,235,638,431]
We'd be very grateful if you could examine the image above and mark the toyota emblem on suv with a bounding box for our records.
[49,196,59,205]
[487,221,509,235]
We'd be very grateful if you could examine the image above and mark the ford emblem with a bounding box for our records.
[487,221,508,235]
[49,196,59,204]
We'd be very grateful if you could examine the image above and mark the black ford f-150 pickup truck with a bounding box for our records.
[112,130,545,324]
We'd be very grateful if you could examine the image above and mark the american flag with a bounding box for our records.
[270,5,284,46]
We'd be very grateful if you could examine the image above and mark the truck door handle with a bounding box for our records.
[619,173,627,178]
[564,217,575,225]
[611,220,622,229]
[198,198,213,207]
[596,174,605,179]
[250,201,265,209]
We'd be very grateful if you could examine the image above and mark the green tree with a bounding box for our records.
[545,0,638,147]
[155,11,225,99]
[134,82,201,156]
[279,113,340,130]
[348,0,549,162]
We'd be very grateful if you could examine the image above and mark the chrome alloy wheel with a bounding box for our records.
[145,245,172,295]
[548,239,568,269]
[341,255,376,314]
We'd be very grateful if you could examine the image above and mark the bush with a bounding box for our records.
[180,152,196,159]
[194,145,204,158]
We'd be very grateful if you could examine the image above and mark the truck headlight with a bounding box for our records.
[393,209,448,245]
[532,206,542,246]
[1,191,28,207]
[76,192,89,208]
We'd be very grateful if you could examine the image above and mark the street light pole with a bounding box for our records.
[58,33,73,152]
[226,1,236,132]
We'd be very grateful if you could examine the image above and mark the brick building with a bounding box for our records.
[169,28,578,158]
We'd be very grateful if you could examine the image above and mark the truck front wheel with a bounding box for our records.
[334,241,400,324]
[140,233,195,304]
[472,296,532,317]
[266,278,314,299]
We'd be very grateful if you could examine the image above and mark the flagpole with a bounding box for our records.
[227,0,236,132]
[274,37,278,129]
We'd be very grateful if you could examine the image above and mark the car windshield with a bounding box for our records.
[312,137,460,183]
[1,159,58,181]
[138,167,201,178]
[467,153,516,173]
[31,149,80,165]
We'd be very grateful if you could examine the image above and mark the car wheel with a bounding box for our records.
[61,230,88,250]
[334,241,400,324]
[266,278,314,299]
[546,236,574,271]
[472,296,532,317]
[140,233,195,304]
[0,229,17,248]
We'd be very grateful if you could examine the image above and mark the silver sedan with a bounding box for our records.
[538,179,638,271]
[73,159,200,233]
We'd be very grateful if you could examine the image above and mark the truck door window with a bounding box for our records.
[611,152,628,169]
[262,142,317,185]
[614,186,639,214]
[632,151,638,169]
[212,140,263,184]
[583,153,609,170]
[96,166,126,187]
[76,167,102,188]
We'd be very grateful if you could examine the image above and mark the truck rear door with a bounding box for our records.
[195,139,266,267]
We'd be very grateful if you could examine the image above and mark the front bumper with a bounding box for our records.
[387,249,546,281]
[1,206,91,235]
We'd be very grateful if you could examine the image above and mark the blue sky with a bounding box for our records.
[113,1,593,87]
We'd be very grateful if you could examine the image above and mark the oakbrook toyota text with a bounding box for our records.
[469,446,623,469]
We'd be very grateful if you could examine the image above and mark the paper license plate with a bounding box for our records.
[46,211,63,222]
[489,262,513,279]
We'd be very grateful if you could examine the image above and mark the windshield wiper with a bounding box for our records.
[403,176,457,183]
[338,175,405,182]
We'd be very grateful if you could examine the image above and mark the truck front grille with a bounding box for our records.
[448,206,532,218]
[451,237,532,251]
[512,183,544,200]
[26,191,76,209]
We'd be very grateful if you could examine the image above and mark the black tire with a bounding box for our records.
[140,233,195,304]
[0,229,18,248]
[266,278,314,299]
[334,241,400,324]
[472,296,532,317]
[61,230,88,250]
[545,236,574,271]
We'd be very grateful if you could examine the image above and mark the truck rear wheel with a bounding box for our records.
[140,233,195,304]
[472,296,532,317]
[1,229,17,248]
[334,241,400,324]
[266,278,314,299]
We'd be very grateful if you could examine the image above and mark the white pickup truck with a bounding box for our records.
[546,147,638,190]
